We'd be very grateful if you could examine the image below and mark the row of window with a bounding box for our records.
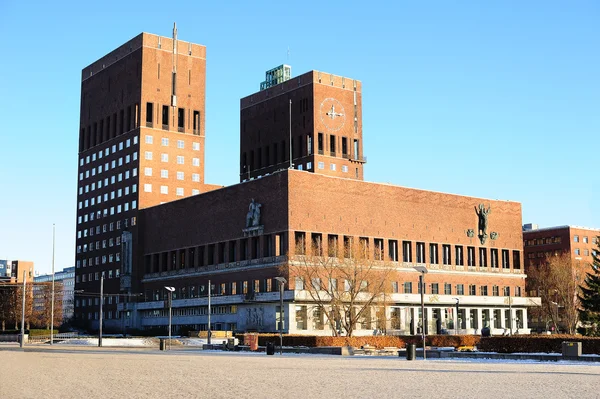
[145,103,201,135]
[144,151,200,166]
[78,173,138,207]
[242,135,360,173]
[528,248,597,259]
[77,201,137,230]
[80,137,138,167]
[143,167,200,182]
[144,233,286,274]
[75,268,120,283]
[76,311,119,321]
[144,135,201,151]
[574,235,597,244]
[75,296,120,308]
[524,237,562,246]
[143,184,199,196]
[79,107,140,152]
[79,154,137,186]
[294,233,521,269]
[76,217,136,253]
[142,306,237,318]
[78,187,137,217]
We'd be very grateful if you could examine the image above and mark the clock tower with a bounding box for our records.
[239,68,364,181]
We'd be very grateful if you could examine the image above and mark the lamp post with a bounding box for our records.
[414,266,427,360]
[452,297,460,334]
[50,223,55,346]
[164,286,175,350]
[98,273,103,347]
[20,271,26,348]
[274,277,287,355]
[207,279,211,345]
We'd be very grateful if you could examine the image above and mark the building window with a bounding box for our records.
[193,158,200,167]
[515,286,522,297]
[160,186,168,194]
[177,140,184,149]
[574,235,579,243]
[295,232,306,255]
[416,242,425,263]
[430,244,439,264]
[403,282,412,294]
[192,173,200,182]
[388,240,398,262]
[503,286,510,296]
[144,184,152,193]
[192,189,200,195]
[480,285,488,296]
[502,249,510,269]
[176,188,184,196]
[575,248,580,256]
[492,285,499,296]
[442,245,451,265]
[193,142,200,151]
[330,163,336,171]
[469,284,476,295]
[318,162,324,169]
[467,247,475,267]
[444,283,451,295]
[161,153,168,162]
[491,249,499,268]
[144,167,152,176]
[430,283,439,295]
[457,284,464,295]
[161,169,168,178]
[479,248,487,267]
[402,241,412,263]
[177,156,184,165]
[177,171,184,180]
[145,151,152,160]
[455,246,464,266]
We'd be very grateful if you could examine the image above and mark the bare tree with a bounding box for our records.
[32,282,64,329]
[527,253,585,334]
[283,238,396,337]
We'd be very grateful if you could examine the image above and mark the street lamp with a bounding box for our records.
[452,297,460,334]
[164,286,175,350]
[274,277,287,355]
[414,266,427,360]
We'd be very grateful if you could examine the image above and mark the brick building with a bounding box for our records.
[76,28,541,336]
[240,66,365,181]
[523,224,599,332]
[74,26,221,329]
[523,224,599,269]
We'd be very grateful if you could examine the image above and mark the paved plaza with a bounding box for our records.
[1,347,599,398]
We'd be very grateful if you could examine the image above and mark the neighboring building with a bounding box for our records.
[523,225,599,268]
[34,267,76,322]
[74,25,221,329]
[0,260,34,283]
[77,29,541,336]
[523,224,599,332]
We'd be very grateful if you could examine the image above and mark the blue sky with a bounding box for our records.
[0,0,598,275]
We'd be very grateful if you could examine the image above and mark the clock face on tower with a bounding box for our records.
[319,98,346,132]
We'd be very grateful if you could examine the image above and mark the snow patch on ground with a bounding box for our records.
[57,338,156,347]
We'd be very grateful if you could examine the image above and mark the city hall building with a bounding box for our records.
[74,28,540,336]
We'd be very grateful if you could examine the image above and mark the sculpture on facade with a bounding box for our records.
[245,198,262,228]
[475,204,491,244]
